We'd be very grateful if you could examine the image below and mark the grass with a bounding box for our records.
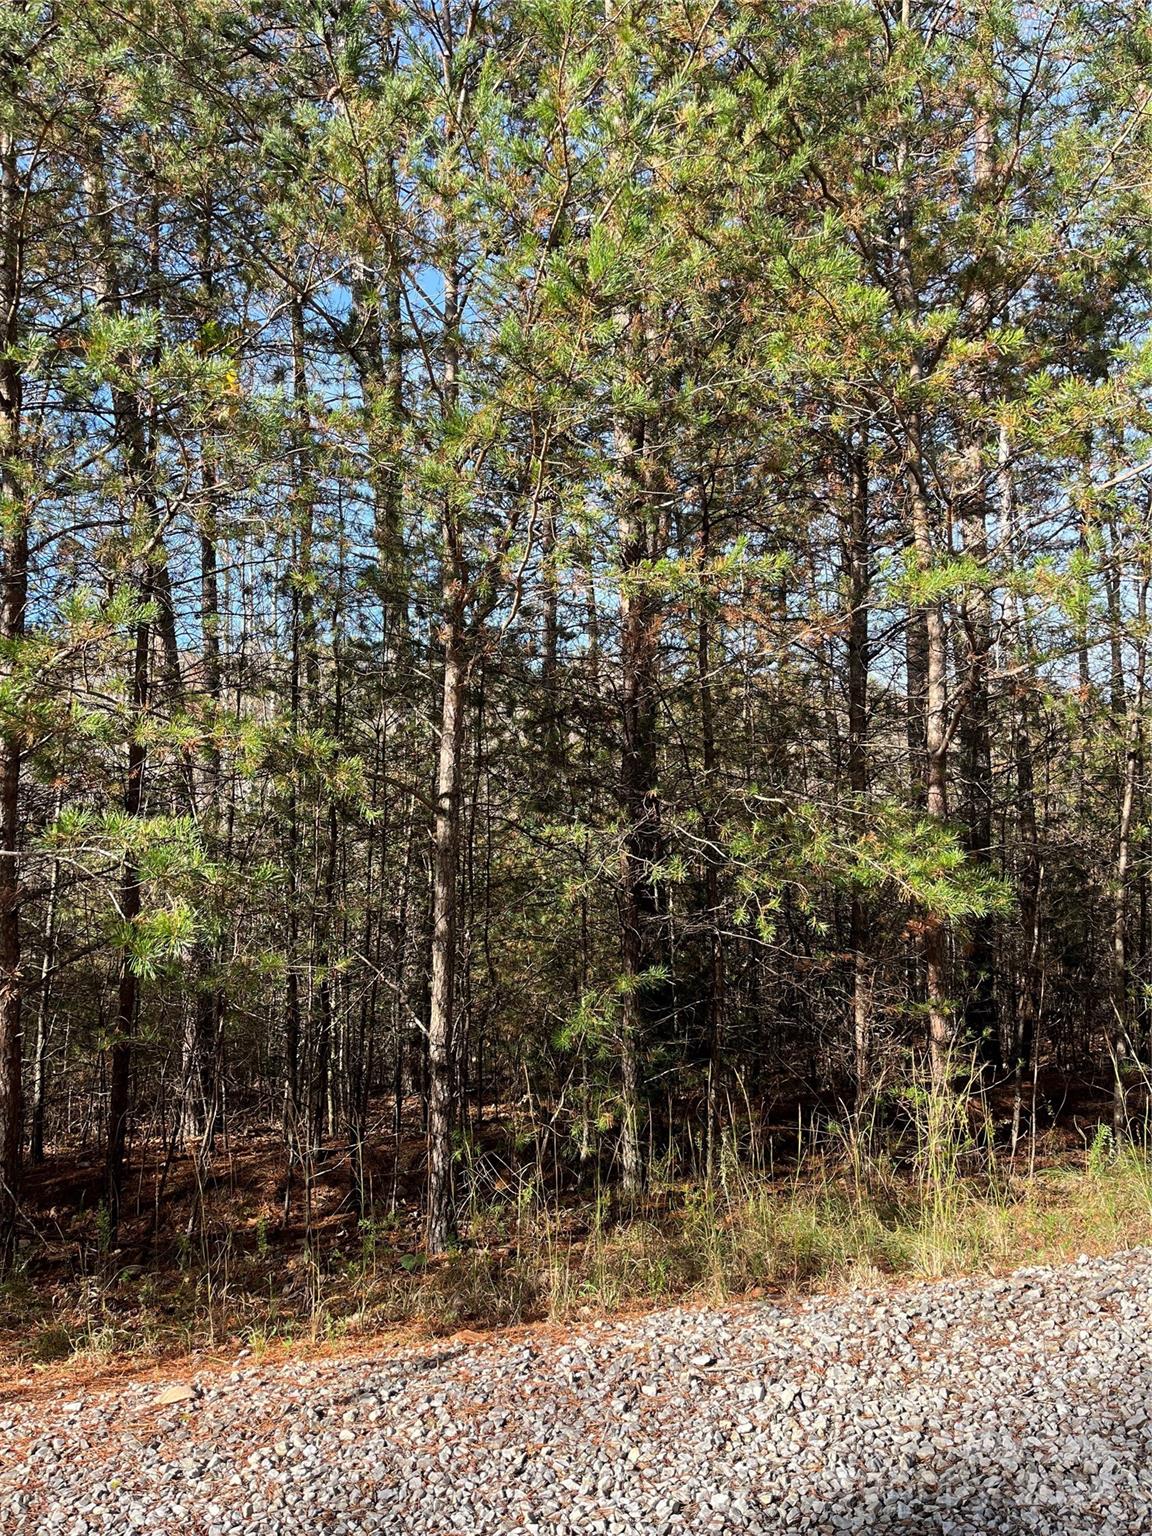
[6,1088,1152,1379]
[537,1140,1152,1319]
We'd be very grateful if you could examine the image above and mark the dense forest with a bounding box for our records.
[2,0,1152,1295]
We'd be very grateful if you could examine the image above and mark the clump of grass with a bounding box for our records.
[25,1315,121,1368]
[535,1087,1152,1317]
[27,1323,75,1364]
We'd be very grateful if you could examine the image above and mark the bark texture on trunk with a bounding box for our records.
[999,431,1042,1149]
[907,398,952,1085]
[425,233,466,1254]
[615,403,660,1199]
[29,791,63,1164]
[426,616,465,1252]
[0,128,25,1265]
[845,432,872,1097]
[85,154,163,1226]
[106,618,147,1224]
[697,483,726,1183]
[1110,574,1148,1139]
[955,106,1000,1074]
[957,447,999,1071]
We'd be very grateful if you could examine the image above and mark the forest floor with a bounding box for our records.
[3,1245,1151,1534]
[4,1071,1152,1390]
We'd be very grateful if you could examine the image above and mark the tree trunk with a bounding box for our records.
[955,104,1000,1074]
[957,448,999,1071]
[283,288,319,1155]
[1109,571,1147,1140]
[106,607,148,1226]
[697,481,726,1184]
[184,205,227,1160]
[845,431,872,1098]
[180,506,222,1158]
[84,154,164,1230]
[29,792,63,1164]
[425,228,466,1253]
[1000,430,1041,1150]
[0,129,24,1264]
[426,612,465,1252]
[907,397,952,1084]
[615,398,660,1200]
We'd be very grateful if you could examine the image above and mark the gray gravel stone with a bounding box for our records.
[4,1248,1152,1532]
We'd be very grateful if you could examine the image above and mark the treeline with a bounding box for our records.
[0,0,1150,1262]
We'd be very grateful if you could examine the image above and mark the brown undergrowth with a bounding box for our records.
[3,1074,1150,1390]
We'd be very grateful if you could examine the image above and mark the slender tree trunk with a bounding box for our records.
[0,127,25,1264]
[907,397,952,1084]
[954,105,1001,1075]
[180,505,222,1156]
[30,792,63,1164]
[284,783,303,1144]
[1110,572,1148,1139]
[957,449,999,1071]
[615,398,660,1200]
[891,3,951,1083]
[1010,699,1041,1153]
[426,609,465,1252]
[313,753,341,1152]
[845,431,872,1098]
[283,289,319,1156]
[425,229,466,1253]
[906,611,928,807]
[697,481,726,1184]
[540,507,563,773]
[1104,517,1127,717]
[107,616,148,1226]
[1000,430,1041,1149]
[184,205,227,1160]
[85,149,169,1229]
[284,538,303,1142]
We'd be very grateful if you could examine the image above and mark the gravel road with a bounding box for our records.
[3,1248,1151,1535]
